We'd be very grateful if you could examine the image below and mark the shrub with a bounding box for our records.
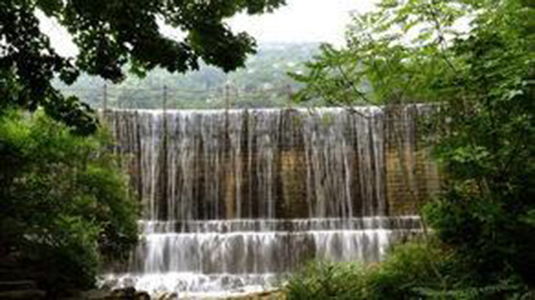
[285,239,532,300]
[285,261,367,300]
[0,110,138,291]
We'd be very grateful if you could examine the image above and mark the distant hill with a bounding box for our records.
[55,43,323,109]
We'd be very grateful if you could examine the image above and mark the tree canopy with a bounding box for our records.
[0,0,285,134]
[290,0,535,296]
[0,110,138,292]
[292,0,533,107]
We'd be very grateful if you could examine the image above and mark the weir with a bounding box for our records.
[99,106,439,298]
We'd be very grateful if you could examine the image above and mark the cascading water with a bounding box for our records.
[99,106,438,298]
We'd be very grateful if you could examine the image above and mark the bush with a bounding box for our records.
[286,261,367,300]
[365,240,455,299]
[0,110,138,291]
[285,239,532,300]
[285,240,454,300]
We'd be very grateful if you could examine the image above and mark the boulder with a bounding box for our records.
[71,287,151,300]
[226,290,286,300]
[106,287,151,300]
[152,292,178,300]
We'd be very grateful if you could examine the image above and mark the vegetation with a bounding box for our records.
[0,110,138,292]
[287,240,533,299]
[54,43,321,109]
[1,0,533,296]
[287,0,534,298]
[1,0,289,294]
[0,0,285,134]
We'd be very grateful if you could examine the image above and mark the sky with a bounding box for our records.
[40,0,377,57]
[228,0,376,45]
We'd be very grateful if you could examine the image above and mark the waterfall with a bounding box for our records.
[99,106,438,298]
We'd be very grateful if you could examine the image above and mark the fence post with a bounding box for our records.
[224,83,231,110]
[286,84,293,101]
[103,83,108,111]
[163,85,168,112]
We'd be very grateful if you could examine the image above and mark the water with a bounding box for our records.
[100,106,437,298]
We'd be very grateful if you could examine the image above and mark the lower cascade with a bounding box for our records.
[99,106,438,298]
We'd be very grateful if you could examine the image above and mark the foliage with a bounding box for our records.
[422,0,535,286]
[0,0,285,134]
[0,110,138,291]
[292,0,535,294]
[53,43,321,109]
[289,0,463,106]
[286,240,532,300]
[286,261,367,300]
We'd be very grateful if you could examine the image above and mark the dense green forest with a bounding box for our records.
[54,43,322,109]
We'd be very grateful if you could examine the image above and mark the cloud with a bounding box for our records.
[228,0,376,46]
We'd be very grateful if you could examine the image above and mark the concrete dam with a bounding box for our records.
[99,106,439,298]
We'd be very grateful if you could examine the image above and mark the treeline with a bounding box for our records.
[54,43,324,109]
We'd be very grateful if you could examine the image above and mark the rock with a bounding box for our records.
[152,292,178,300]
[72,287,151,300]
[97,277,118,291]
[107,287,151,300]
[78,289,112,299]
[134,291,151,300]
[226,290,286,300]
[110,287,137,298]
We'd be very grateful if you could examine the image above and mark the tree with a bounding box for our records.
[293,0,535,292]
[423,0,535,285]
[0,0,285,134]
[290,0,469,106]
[0,110,138,292]
[54,43,320,109]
